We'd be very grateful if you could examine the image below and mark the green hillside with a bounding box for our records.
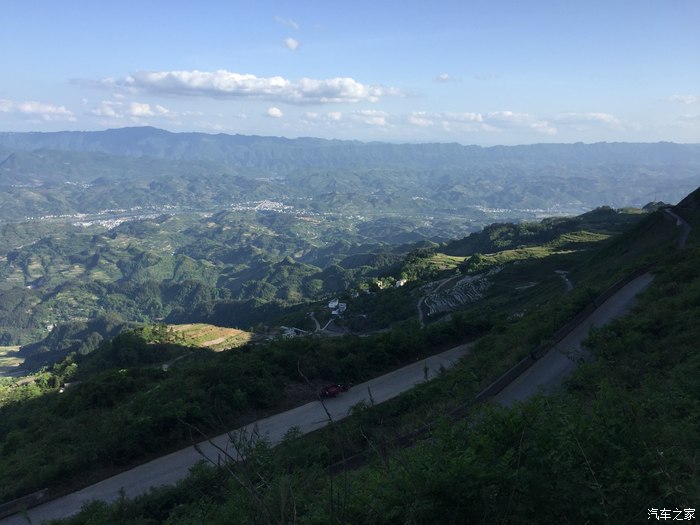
[1,187,697,521]
[1,199,652,365]
[0,210,411,349]
[37,189,700,525]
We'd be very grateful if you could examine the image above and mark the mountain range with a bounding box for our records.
[1,127,699,226]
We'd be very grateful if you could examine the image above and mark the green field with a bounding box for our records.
[425,253,468,270]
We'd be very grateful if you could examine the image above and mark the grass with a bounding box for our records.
[425,253,468,271]
[429,230,613,277]
[478,231,610,267]
[168,323,254,351]
[548,230,611,247]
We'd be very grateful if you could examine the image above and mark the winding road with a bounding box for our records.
[2,267,655,524]
[495,272,654,406]
[4,207,689,523]
[1,345,471,524]
[495,207,691,406]
[664,208,691,249]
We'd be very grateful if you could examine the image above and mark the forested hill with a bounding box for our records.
[2,127,700,170]
[1,185,698,523]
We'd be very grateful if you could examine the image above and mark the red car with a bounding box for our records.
[319,383,351,398]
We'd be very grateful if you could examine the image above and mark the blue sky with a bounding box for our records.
[1,0,698,144]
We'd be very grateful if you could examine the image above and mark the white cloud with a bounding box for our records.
[101,70,402,105]
[303,111,342,123]
[90,100,175,120]
[554,112,620,125]
[444,112,483,123]
[409,111,482,129]
[406,110,556,135]
[90,100,121,117]
[266,106,284,118]
[153,104,171,116]
[16,101,73,119]
[352,110,388,126]
[274,16,299,30]
[129,102,155,117]
[284,37,300,51]
[409,111,434,127]
[0,98,75,121]
[676,114,700,127]
[435,73,455,83]
[670,94,699,105]
[438,112,484,133]
[486,111,556,135]
[435,73,464,83]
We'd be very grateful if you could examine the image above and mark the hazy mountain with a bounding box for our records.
[1,128,699,225]
[1,126,700,170]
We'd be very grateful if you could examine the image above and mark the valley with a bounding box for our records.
[0,128,698,523]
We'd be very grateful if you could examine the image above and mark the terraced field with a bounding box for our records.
[422,267,502,317]
[471,230,612,268]
[0,347,23,377]
[168,323,253,351]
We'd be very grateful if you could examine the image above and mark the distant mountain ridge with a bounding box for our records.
[1,127,700,171]
[1,127,699,232]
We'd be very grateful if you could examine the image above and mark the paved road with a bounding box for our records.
[1,266,662,524]
[1,344,471,524]
[416,296,426,326]
[663,208,691,249]
[496,272,654,407]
